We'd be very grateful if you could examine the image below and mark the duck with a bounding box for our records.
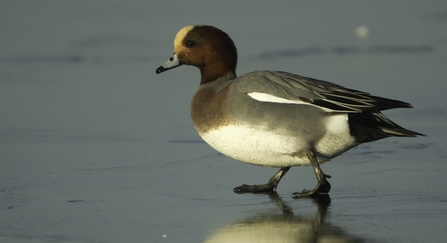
[156,25,423,198]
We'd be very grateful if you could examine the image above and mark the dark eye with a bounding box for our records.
[185,40,197,48]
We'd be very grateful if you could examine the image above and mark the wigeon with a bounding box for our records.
[156,25,423,198]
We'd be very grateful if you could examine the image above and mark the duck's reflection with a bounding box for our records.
[205,193,366,243]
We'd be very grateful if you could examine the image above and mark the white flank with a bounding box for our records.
[200,121,355,167]
[315,114,356,157]
[200,124,312,167]
[325,114,349,134]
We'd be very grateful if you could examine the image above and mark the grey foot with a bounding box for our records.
[234,167,291,194]
[233,183,276,193]
[291,176,331,198]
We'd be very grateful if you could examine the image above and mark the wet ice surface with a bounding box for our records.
[1,1,446,242]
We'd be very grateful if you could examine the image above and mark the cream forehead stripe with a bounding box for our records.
[173,25,195,51]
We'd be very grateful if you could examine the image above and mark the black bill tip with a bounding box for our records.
[156,66,166,74]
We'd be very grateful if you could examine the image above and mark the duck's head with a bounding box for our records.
[156,25,238,84]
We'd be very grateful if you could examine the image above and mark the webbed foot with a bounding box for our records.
[292,150,332,198]
[291,176,331,198]
[233,167,291,194]
[234,183,276,193]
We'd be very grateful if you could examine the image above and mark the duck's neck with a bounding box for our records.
[200,68,236,85]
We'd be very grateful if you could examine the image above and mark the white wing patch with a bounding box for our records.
[247,92,306,105]
[247,92,336,112]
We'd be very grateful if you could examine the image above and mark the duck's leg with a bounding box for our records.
[292,150,331,198]
[234,167,291,193]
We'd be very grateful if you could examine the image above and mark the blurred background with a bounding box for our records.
[1,1,446,242]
